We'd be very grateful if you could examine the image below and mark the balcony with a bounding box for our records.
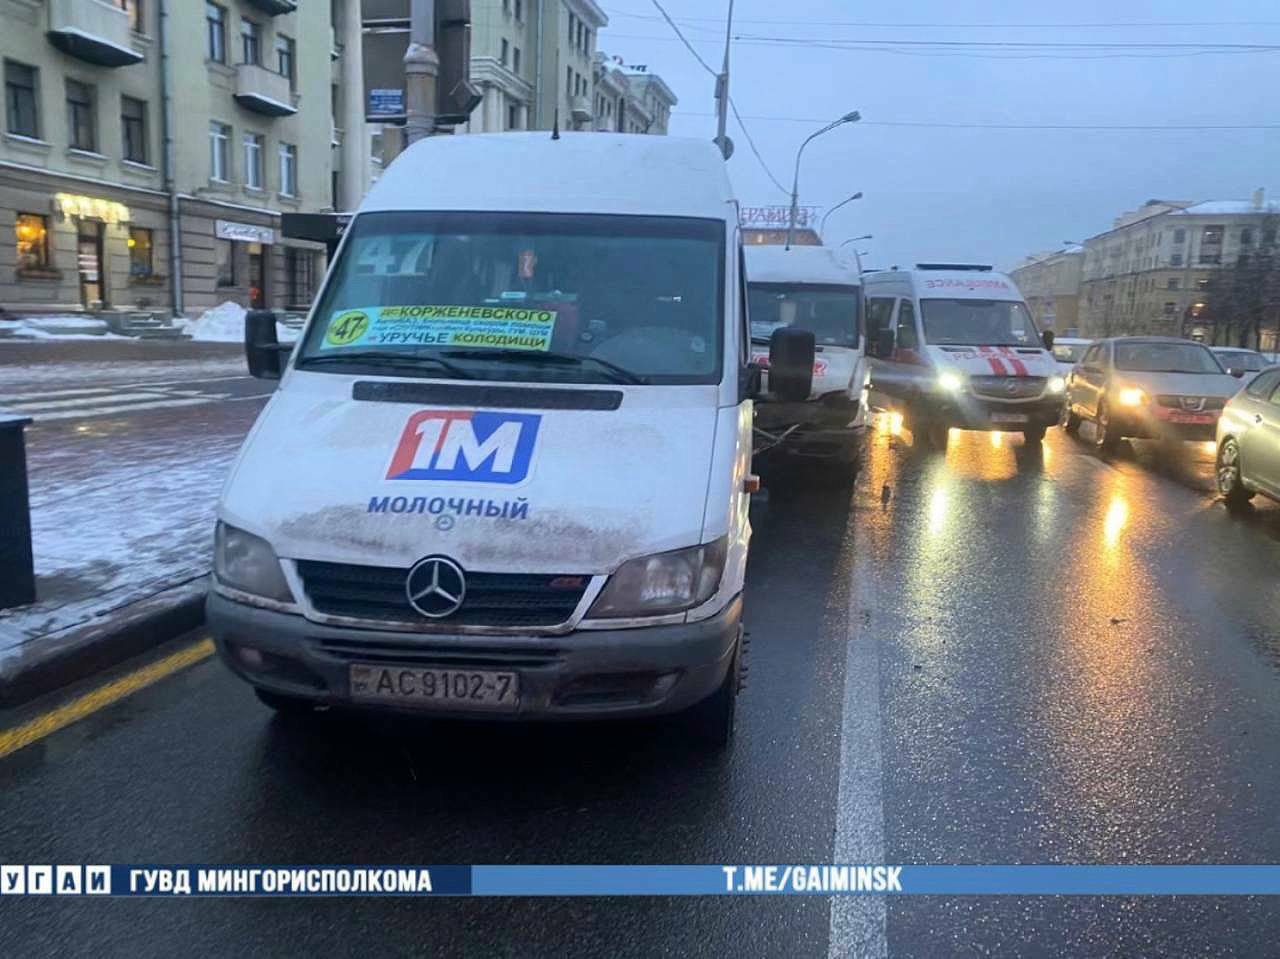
[244,0,298,15]
[234,63,297,117]
[570,95,593,124]
[47,0,144,68]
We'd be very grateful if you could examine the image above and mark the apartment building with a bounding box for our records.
[1,0,365,317]
[1078,192,1279,337]
[1010,246,1083,334]
[461,1,676,135]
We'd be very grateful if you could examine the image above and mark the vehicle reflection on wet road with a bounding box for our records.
[2,421,1280,957]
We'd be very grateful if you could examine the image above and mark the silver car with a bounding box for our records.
[1062,337,1246,453]
[1216,366,1280,509]
[1211,347,1268,384]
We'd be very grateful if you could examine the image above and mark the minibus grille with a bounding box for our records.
[968,376,1047,400]
[295,561,589,628]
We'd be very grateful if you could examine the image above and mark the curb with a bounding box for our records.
[0,580,207,709]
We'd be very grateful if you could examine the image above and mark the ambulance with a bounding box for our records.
[205,133,817,751]
[745,244,868,474]
[864,264,1063,448]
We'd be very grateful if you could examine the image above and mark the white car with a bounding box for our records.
[1051,337,1093,377]
[1210,347,1267,384]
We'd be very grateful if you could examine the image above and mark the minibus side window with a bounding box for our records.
[896,300,919,349]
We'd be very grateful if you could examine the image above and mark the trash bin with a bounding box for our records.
[0,411,35,610]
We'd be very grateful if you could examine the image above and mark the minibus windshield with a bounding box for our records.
[748,283,860,348]
[297,211,726,385]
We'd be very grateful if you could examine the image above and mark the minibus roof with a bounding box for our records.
[360,132,736,222]
[745,244,861,286]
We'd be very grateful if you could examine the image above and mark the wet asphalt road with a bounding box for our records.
[3,421,1280,956]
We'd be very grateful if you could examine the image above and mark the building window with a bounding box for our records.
[209,121,230,181]
[502,0,510,12]
[1241,227,1254,245]
[566,66,572,97]
[241,19,260,66]
[568,13,575,44]
[501,39,509,67]
[243,132,264,189]
[515,0,523,20]
[5,61,39,138]
[66,80,97,152]
[507,102,519,130]
[279,142,297,196]
[275,36,295,89]
[215,239,235,286]
[1166,277,1179,290]
[1197,278,1210,290]
[286,246,316,305]
[15,213,50,270]
[206,3,227,63]
[1172,228,1186,244]
[123,0,144,33]
[1264,226,1277,245]
[121,96,147,164]
[1163,302,1176,316]
[128,226,154,277]
[513,46,521,73]
[1170,252,1183,267]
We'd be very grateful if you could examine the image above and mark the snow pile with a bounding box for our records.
[182,301,299,343]
[0,315,117,339]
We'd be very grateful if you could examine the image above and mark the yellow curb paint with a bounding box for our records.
[0,638,215,760]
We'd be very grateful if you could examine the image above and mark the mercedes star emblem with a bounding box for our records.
[405,556,467,619]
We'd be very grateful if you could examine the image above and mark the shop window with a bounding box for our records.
[286,246,317,306]
[128,226,154,277]
[66,79,97,152]
[15,213,50,270]
[216,238,235,286]
[122,96,147,164]
[4,60,39,138]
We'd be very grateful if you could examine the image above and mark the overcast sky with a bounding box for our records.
[597,0,1279,271]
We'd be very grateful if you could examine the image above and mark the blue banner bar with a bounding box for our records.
[7,864,1280,897]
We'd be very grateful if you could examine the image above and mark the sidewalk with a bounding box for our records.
[0,336,269,704]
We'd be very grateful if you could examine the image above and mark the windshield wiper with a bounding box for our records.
[441,348,649,385]
[298,350,475,379]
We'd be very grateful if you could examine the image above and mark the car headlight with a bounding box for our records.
[1047,375,1066,394]
[937,371,965,393]
[214,522,294,602]
[588,538,728,618]
[1117,387,1147,407]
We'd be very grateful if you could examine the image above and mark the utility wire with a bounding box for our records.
[609,11,1280,29]
[647,0,789,196]
[678,111,1280,130]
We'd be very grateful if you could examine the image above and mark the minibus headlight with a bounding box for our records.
[214,522,295,603]
[1117,387,1147,407]
[588,538,728,618]
[937,371,965,393]
[1047,375,1066,394]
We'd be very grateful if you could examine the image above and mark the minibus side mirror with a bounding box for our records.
[245,310,287,380]
[769,327,816,402]
[1042,329,1056,352]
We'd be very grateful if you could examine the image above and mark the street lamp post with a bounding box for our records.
[839,235,873,248]
[819,192,863,238]
[786,111,861,250]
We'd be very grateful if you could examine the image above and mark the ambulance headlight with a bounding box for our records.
[1047,375,1067,394]
[215,522,295,602]
[937,371,965,393]
[589,538,728,618]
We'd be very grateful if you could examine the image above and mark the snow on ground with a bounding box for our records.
[0,316,123,340]
[0,405,260,660]
[181,301,299,344]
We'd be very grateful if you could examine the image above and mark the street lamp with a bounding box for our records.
[786,110,861,249]
[819,192,863,238]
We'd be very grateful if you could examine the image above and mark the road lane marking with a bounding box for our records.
[8,391,165,411]
[0,638,214,760]
[31,397,223,422]
[828,572,888,959]
[1,387,116,402]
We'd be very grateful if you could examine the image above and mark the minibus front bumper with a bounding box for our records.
[208,592,741,721]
